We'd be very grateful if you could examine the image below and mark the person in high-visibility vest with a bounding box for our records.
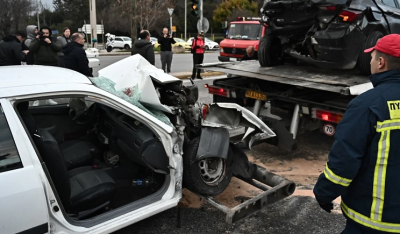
[314,34,400,233]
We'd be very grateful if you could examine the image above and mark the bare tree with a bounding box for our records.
[0,0,13,37]
[0,0,34,37]
[114,0,171,34]
[136,0,169,30]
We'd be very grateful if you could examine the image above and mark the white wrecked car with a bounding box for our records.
[0,55,294,233]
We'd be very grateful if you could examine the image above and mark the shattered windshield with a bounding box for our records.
[228,23,261,40]
[90,76,173,127]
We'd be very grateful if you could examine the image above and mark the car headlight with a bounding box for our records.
[220,47,224,53]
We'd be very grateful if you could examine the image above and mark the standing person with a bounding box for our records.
[131,30,155,65]
[0,31,28,66]
[63,33,92,77]
[240,46,258,61]
[24,25,38,65]
[157,27,176,73]
[191,34,205,79]
[29,26,62,66]
[314,34,400,234]
[57,27,71,67]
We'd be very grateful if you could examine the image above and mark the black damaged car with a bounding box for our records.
[258,0,400,75]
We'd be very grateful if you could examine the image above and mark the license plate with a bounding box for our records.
[245,90,267,101]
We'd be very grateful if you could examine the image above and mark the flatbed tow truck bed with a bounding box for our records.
[200,61,373,95]
[198,60,376,151]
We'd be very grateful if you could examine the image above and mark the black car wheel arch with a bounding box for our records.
[182,137,233,196]
[258,34,284,67]
[358,31,384,75]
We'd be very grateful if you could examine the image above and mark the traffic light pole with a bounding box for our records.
[199,0,203,34]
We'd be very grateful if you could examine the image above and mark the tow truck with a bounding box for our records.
[200,61,372,151]
[219,17,264,62]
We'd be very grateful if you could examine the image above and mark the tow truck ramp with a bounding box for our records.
[199,61,373,95]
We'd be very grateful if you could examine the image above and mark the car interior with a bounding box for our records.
[15,96,170,222]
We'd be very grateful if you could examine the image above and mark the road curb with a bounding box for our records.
[173,71,225,79]
[98,50,217,56]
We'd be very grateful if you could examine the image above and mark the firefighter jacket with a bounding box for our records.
[314,69,400,233]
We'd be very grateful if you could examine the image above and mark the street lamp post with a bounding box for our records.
[184,0,187,40]
[36,0,40,28]
[89,0,97,48]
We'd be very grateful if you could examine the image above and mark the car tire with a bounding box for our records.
[124,44,130,50]
[358,31,384,75]
[205,45,209,50]
[183,137,233,196]
[258,34,284,67]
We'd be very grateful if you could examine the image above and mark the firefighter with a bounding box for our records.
[314,34,400,234]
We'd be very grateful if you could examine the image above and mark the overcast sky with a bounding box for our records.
[41,0,54,10]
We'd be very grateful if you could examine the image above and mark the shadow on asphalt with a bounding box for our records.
[114,196,345,234]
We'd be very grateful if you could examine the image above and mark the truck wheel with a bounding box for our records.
[124,44,130,50]
[358,31,384,75]
[258,35,284,67]
[183,137,233,196]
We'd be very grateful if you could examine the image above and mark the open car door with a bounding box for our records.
[0,99,49,234]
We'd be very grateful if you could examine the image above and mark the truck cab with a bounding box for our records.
[219,17,264,62]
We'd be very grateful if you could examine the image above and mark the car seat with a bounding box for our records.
[17,101,97,170]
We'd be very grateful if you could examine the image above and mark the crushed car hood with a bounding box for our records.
[98,55,182,114]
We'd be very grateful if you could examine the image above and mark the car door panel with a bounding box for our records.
[0,99,49,234]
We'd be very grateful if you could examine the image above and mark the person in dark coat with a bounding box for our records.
[240,46,258,61]
[0,32,28,66]
[57,27,71,67]
[24,25,38,65]
[29,26,62,66]
[63,33,92,77]
[314,34,400,234]
[158,27,176,73]
[131,30,155,65]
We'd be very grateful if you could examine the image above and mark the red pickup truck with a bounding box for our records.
[218,17,265,61]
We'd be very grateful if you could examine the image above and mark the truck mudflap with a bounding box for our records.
[196,163,296,224]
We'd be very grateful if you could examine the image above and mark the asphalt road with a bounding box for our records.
[92,51,220,77]
[114,129,346,234]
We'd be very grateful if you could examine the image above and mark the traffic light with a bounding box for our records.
[191,0,199,17]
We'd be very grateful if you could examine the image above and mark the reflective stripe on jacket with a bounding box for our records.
[314,69,400,233]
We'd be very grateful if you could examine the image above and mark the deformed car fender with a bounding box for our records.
[201,103,276,149]
[197,127,230,161]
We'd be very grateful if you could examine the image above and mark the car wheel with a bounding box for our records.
[124,44,130,50]
[183,137,233,196]
[358,31,384,75]
[205,45,209,50]
[258,34,284,67]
